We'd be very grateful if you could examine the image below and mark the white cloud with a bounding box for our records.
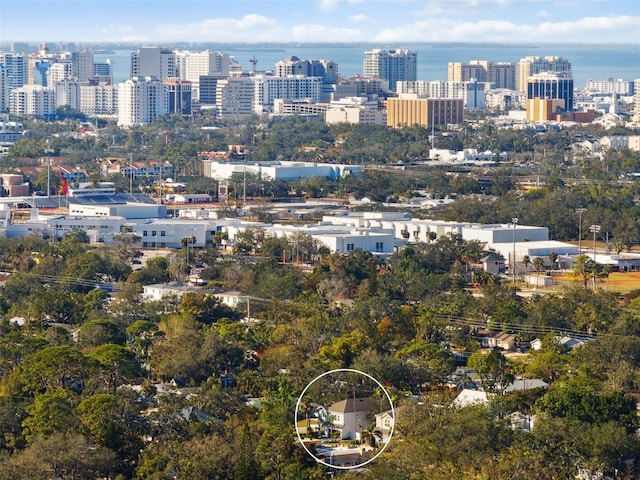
[535,9,551,17]
[374,15,640,43]
[157,14,280,42]
[318,0,340,11]
[291,24,362,42]
[349,14,372,23]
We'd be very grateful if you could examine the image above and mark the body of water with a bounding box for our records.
[96,43,640,89]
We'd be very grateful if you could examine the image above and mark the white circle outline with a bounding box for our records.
[294,368,395,470]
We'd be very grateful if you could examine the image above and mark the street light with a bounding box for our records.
[45,139,53,197]
[576,208,587,255]
[512,217,518,288]
[590,224,601,290]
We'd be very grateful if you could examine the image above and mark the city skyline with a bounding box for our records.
[1,0,640,45]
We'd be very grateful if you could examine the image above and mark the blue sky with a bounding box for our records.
[1,0,639,44]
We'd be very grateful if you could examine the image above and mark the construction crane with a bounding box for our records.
[249,56,258,74]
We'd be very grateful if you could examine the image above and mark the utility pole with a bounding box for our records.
[46,139,53,197]
[512,218,518,289]
[590,224,600,290]
[576,207,587,255]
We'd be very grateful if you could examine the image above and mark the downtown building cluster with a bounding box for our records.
[1,43,639,128]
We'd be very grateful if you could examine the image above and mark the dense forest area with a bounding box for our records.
[0,228,640,478]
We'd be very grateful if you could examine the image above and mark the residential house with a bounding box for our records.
[373,409,394,445]
[480,253,505,275]
[328,397,372,440]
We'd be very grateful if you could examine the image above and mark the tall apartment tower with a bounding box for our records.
[363,49,416,91]
[0,53,27,91]
[517,56,572,93]
[448,61,516,90]
[174,50,231,101]
[9,85,56,119]
[130,47,176,81]
[0,64,8,112]
[71,49,94,82]
[634,79,640,123]
[117,76,169,126]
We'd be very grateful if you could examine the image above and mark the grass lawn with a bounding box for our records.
[555,271,640,294]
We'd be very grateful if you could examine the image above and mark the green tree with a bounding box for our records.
[21,391,78,441]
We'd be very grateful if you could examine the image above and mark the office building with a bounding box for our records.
[363,49,417,91]
[386,95,464,128]
[130,47,176,80]
[93,60,114,84]
[325,97,386,125]
[526,72,574,121]
[517,56,572,93]
[164,78,192,115]
[215,77,255,117]
[117,76,169,126]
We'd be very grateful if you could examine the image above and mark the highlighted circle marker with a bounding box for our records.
[294,368,395,470]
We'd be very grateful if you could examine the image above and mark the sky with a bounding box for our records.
[1,0,640,45]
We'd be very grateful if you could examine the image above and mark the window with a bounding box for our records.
[346,243,355,252]
[376,242,384,251]
[143,230,148,237]
[152,230,157,236]
[384,418,391,427]
[160,231,166,237]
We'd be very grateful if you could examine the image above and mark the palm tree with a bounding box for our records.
[522,255,531,274]
[548,251,559,270]
[532,257,545,288]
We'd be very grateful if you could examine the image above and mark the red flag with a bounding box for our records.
[59,168,69,196]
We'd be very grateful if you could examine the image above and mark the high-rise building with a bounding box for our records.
[9,84,56,119]
[363,49,417,91]
[448,60,516,90]
[517,56,572,93]
[117,76,169,126]
[55,80,85,109]
[386,95,464,128]
[526,72,574,121]
[175,50,230,101]
[396,80,488,109]
[585,78,634,95]
[253,75,322,113]
[79,84,118,116]
[71,49,94,82]
[215,77,256,117]
[0,65,8,112]
[164,79,192,115]
[47,62,72,85]
[274,57,338,83]
[93,59,114,84]
[130,47,176,81]
[0,53,27,91]
[634,79,640,123]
